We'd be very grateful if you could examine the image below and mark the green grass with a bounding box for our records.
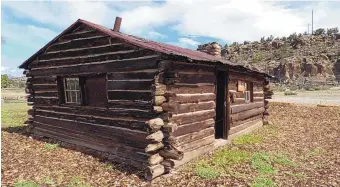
[1,102,31,127]
[43,143,60,150]
[233,134,263,145]
[195,162,220,179]
[251,152,276,174]
[213,148,249,167]
[67,176,92,187]
[13,180,39,187]
[194,148,250,178]
[272,153,297,167]
[41,177,57,186]
[251,177,276,187]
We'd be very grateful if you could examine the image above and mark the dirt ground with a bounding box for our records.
[1,102,340,187]
[271,89,340,105]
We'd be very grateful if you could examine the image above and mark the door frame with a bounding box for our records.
[215,70,229,139]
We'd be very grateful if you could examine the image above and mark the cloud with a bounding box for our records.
[178,37,200,46]
[147,31,167,39]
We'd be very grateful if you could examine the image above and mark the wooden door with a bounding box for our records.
[215,71,229,139]
[84,74,108,107]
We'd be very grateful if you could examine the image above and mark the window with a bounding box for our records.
[244,82,253,103]
[58,75,107,107]
[63,78,81,104]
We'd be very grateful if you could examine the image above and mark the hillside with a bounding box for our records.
[220,29,340,86]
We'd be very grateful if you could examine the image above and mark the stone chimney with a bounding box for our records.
[197,42,222,57]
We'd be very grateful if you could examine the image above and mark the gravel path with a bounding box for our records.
[270,90,340,105]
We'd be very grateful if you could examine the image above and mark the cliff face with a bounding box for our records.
[219,33,340,85]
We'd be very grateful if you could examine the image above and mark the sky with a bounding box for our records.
[1,0,339,77]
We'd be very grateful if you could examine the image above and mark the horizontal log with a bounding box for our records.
[162,123,178,133]
[159,61,215,73]
[231,102,264,114]
[166,83,215,94]
[32,84,58,91]
[34,91,58,97]
[33,115,151,148]
[254,97,264,102]
[33,49,157,68]
[108,79,153,90]
[175,127,214,145]
[32,126,149,168]
[34,108,152,131]
[108,69,158,80]
[161,101,215,114]
[168,93,215,103]
[108,100,152,110]
[34,97,59,106]
[30,55,160,76]
[180,135,215,152]
[231,108,264,123]
[172,118,214,137]
[229,73,263,83]
[145,164,165,180]
[231,98,246,105]
[27,77,56,84]
[108,90,152,101]
[161,143,214,170]
[162,72,216,84]
[169,109,215,125]
[253,92,264,97]
[32,121,148,157]
[59,30,104,42]
[46,35,111,52]
[229,118,263,135]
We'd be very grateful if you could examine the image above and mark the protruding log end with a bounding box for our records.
[144,164,165,181]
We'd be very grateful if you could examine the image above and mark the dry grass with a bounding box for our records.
[1,102,340,186]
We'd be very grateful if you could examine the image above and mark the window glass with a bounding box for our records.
[64,78,81,104]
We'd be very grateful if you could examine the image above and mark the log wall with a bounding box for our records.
[229,72,265,135]
[23,23,164,171]
[155,60,216,174]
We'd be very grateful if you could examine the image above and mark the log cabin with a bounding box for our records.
[19,17,273,180]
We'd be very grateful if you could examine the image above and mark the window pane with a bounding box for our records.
[71,91,76,103]
[76,91,81,103]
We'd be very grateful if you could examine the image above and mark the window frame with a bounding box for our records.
[63,77,82,105]
[244,81,254,103]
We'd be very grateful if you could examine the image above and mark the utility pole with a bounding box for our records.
[311,9,314,35]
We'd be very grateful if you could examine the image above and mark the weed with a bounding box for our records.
[233,134,263,145]
[13,180,39,187]
[68,176,91,187]
[229,171,248,179]
[308,148,321,157]
[251,177,276,187]
[43,143,59,150]
[251,152,276,174]
[213,148,249,167]
[272,153,297,167]
[42,177,56,186]
[195,162,220,179]
[285,171,306,179]
[103,163,115,171]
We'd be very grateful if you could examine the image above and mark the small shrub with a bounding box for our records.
[233,134,263,145]
[13,180,39,187]
[195,162,220,179]
[251,177,276,187]
[43,143,59,150]
[42,177,56,186]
